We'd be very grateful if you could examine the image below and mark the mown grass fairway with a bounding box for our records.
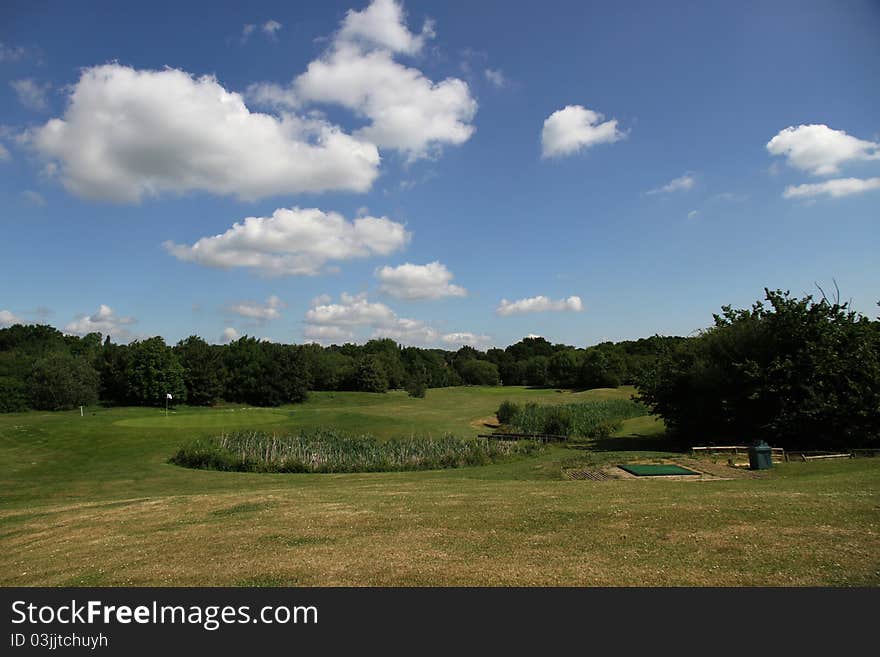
[1,386,878,586]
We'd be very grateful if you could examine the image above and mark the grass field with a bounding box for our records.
[1,386,878,586]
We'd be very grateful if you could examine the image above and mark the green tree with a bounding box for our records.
[637,289,880,449]
[458,359,500,386]
[579,347,623,389]
[354,356,389,393]
[175,336,226,406]
[28,353,100,411]
[549,349,582,388]
[124,337,186,406]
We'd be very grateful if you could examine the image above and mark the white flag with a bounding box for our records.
[166,393,173,400]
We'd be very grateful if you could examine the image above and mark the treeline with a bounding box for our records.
[3,288,877,451]
[0,326,679,412]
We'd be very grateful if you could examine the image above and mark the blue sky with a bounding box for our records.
[1,0,878,348]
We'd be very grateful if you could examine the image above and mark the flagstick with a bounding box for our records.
[165,396,168,418]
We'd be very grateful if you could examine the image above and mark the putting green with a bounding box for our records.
[618,464,700,476]
[114,408,289,429]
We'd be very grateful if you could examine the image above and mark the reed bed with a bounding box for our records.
[171,429,542,473]
[500,398,648,439]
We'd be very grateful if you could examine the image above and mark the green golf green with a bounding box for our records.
[618,464,700,476]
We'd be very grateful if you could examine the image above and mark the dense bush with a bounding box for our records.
[457,359,500,386]
[636,289,880,450]
[496,400,520,424]
[170,430,541,473]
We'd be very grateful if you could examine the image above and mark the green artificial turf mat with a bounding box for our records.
[618,464,700,476]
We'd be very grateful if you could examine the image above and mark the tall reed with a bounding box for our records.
[171,429,541,473]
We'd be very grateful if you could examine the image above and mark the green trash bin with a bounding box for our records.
[748,440,773,470]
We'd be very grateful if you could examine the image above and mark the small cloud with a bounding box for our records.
[375,261,467,301]
[687,210,699,219]
[767,124,880,176]
[226,295,284,321]
[496,295,584,316]
[262,20,282,39]
[541,105,625,159]
[220,327,240,343]
[0,143,10,161]
[783,177,880,200]
[484,68,505,88]
[10,78,51,111]
[647,173,695,195]
[22,190,46,207]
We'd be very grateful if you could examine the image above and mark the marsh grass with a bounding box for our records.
[171,429,542,473]
[504,399,648,439]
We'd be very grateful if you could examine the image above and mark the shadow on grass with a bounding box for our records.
[586,431,689,453]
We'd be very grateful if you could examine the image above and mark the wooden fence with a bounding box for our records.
[691,445,786,462]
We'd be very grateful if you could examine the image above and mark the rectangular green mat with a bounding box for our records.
[618,464,700,476]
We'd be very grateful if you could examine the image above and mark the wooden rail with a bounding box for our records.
[800,453,853,461]
[691,445,785,461]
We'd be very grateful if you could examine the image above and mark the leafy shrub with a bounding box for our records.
[496,400,520,424]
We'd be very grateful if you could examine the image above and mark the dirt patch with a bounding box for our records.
[470,415,500,429]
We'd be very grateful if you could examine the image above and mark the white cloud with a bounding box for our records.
[303,325,355,343]
[221,327,240,343]
[295,45,476,161]
[647,173,695,195]
[541,105,624,158]
[372,317,440,344]
[484,68,505,88]
[375,261,467,300]
[28,64,380,202]
[22,190,46,206]
[496,295,584,316]
[441,332,492,348]
[0,143,9,161]
[687,210,699,219]
[64,304,136,341]
[782,177,880,199]
[227,295,284,321]
[244,0,476,162]
[0,310,24,327]
[11,79,51,111]
[311,294,332,307]
[165,207,410,276]
[304,291,486,347]
[337,0,434,55]
[262,20,282,38]
[767,124,880,176]
[306,292,398,328]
